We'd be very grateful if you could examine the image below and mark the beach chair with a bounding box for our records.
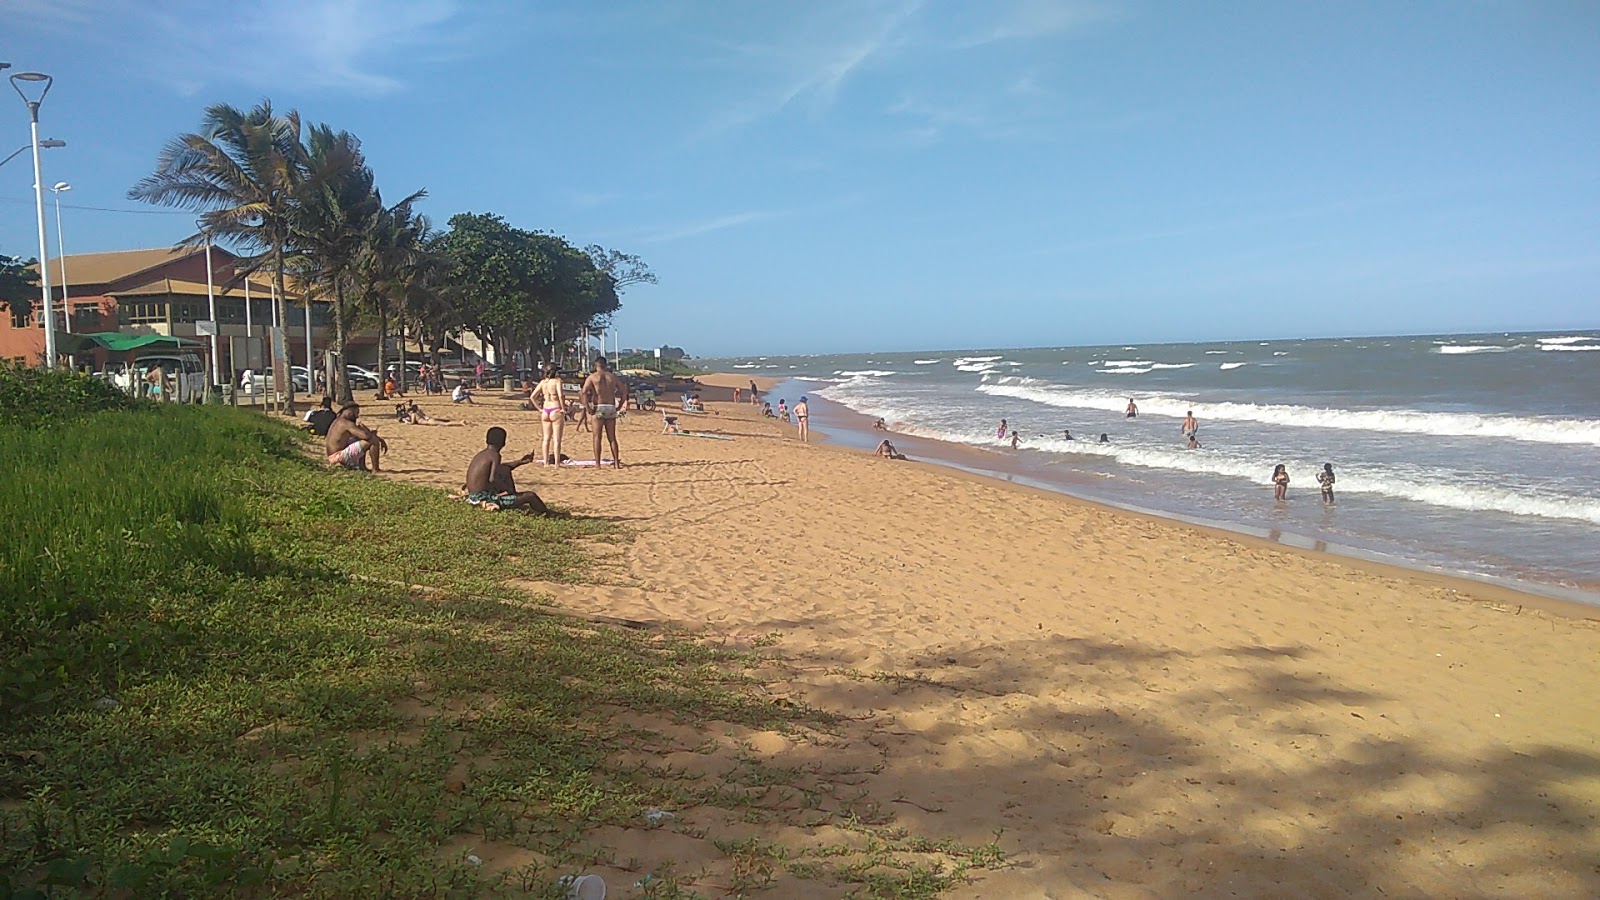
[661,412,681,434]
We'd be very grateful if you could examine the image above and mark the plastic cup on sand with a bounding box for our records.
[558,873,606,900]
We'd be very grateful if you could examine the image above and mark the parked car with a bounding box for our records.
[244,365,311,396]
[112,353,206,402]
[346,365,379,389]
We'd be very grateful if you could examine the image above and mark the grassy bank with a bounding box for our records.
[0,374,1005,897]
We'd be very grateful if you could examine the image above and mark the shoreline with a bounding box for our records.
[707,371,1600,618]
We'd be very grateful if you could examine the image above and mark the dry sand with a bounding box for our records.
[368,378,1600,897]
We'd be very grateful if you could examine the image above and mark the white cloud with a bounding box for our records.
[643,210,788,244]
[692,0,925,138]
[12,0,490,96]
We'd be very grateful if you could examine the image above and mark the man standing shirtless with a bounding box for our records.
[464,426,549,512]
[793,396,810,442]
[580,356,628,467]
[325,403,387,471]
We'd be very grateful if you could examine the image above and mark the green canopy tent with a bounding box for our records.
[56,332,203,354]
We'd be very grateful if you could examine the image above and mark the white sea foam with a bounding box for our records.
[1099,359,1153,367]
[833,369,897,377]
[1205,350,1229,355]
[1273,351,1289,356]
[1219,362,1247,370]
[1437,344,1515,354]
[955,363,999,373]
[953,355,1002,365]
[1536,335,1598,346]
[1105,367,1153,375]
[913,359,943,365]
[976,377,1600,447]
[1539,344,1600,352]
[1150,363,1195,370]
[732,363,760,369]
[817,378,1600,525]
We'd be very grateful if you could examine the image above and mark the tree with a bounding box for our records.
[583,245,657,294]
[291,125,379,402]
[129,102,308,410]
[0,252,39,321]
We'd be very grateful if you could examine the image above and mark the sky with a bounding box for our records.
[3,0,1598,356]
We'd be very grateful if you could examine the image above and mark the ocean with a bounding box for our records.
[702,331,1600,603]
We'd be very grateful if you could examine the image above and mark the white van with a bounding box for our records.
[113,353,207,402]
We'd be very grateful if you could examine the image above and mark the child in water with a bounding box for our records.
[1316,463,1335,504]
[1010,431,1021,449]
[997,418,1008,440]
[1272,464,1290,501]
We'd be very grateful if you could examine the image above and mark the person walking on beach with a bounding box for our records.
[581,356,628,467]
[794,396,810,442]
[1272,464,1290,501]
[997,418,1008,440]
[533,363,567,465]
[325,403,387,472]
[1316,463,1336,504]
[1125,399,1138,418]
[749,380,760,405]
[1181,410,1198,441]
[464,426,549,513]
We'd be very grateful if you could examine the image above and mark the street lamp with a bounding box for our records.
[10,71,57,368]
[51,182,71,333]
[0,137,63,169]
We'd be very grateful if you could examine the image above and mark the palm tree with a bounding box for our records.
[357,191,430,395]
[291,125,378,402]
[129,102,308,411]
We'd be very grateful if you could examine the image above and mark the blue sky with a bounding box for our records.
[4,0,1597,355]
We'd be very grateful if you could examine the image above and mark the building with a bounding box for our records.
[1,246,357,377]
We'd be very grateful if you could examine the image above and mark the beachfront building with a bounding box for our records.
[1,247,359,377]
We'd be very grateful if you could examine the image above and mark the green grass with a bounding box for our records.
[1,387,1008,897]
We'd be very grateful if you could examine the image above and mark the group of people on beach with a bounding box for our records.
[318,357,632,514]
[992,400,1340,504]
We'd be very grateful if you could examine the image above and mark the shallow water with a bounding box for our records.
[705,331,1600,601]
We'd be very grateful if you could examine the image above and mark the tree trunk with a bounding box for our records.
[398,320,410,394]
[274,251,295,416]
[334,280,352,404]
[375,301,388,399]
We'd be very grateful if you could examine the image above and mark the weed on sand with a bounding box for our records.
[2,400,1004,896]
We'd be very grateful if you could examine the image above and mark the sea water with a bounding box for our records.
[703,332,1600,601]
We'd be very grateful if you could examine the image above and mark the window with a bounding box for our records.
[9,307,28,329]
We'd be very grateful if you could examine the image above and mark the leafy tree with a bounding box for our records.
[0,252,39,321]
[129,102,308,408]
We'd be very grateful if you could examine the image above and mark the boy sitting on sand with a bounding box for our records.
[464,427,549,513]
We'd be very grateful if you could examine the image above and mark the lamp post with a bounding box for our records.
[203,233,220,388]
[11,71,57,368]
[51,181,71,333]
[0,137,63,169]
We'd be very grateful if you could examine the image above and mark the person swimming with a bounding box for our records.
[1099,433,1110,443]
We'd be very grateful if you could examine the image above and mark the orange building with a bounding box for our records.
[2,246,352,377]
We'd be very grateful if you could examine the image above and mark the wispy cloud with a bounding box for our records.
[952,0,1113,48]
[12,0,489,96]
[692,0,925,138]
[642,210,789,244]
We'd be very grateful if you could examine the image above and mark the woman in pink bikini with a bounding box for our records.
[534,364,567,465]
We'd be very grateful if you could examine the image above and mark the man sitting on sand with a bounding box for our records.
[464,426,549,513]
[325,403,387,472]
[304,396,337,436]
[452,383,475,404]
[875,439,907,460]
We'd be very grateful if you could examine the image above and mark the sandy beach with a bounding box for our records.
[370,376,1600,897]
